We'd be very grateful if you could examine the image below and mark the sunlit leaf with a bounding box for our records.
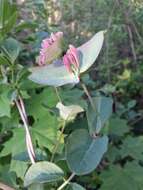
[56,102,84,121]
[78,31,104,73]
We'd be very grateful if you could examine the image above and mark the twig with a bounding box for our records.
[15,96,35,164]
[81,82,95,111]
[105,1,117,82]
[117,0,137,68]
[57,173,75,190]
[0,182,15,190]
[50,120,66,162]
[54,87,62,103]
[132,21,143,45]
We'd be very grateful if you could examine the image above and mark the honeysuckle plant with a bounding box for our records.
[22,30,113,190]
[0,4,113,188]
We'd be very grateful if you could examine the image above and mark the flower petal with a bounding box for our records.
[78,31,104,73]
[28,60,79,87]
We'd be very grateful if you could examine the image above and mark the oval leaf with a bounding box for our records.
[86,96,113,135]
[78,31,104,73]
[66,183,86,190]
[28,60,79,87]
[24,161,64,187]
[66,129,108,175]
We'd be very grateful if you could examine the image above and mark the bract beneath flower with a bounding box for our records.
[78,31,104,73]
[56,102,84,121]
[29,60,79,87]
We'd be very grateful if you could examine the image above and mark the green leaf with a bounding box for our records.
[106,146,121,163]
[124,161,143,189]
[10,160,28,179]
[109,117,129,136]
[0,93,11,117]
[100,166,137,190]
[24,161,64,187]
[28,60,79,87]
[66,129,108,175]
[0,171,18,189]
[0,128,28,179]
[60,88,84,105]
[12,149,47,162]
[28,184,44,190]
[0,86,12,117]
[86,97,113,135]
[100,161,143,190]
[0,128,26,157]
[0,0,17,37]
[119,136,143,160]
[0,54,9,65]
[66,183,86,190]
[25,88,59,152]
[1,38,21,64]
[78,31,104,73]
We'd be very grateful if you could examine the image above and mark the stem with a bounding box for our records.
[81,82,101,136]
[50,120,66,162]
[81,82,95,111]
[15,96,35,164]
[54,87,62,103]
[57,173,75,190]
[0,182,15,190]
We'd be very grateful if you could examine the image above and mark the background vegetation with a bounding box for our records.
[0,0,143,189]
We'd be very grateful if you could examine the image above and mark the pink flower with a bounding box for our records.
[63,45,80,75]
[38,32,63,66]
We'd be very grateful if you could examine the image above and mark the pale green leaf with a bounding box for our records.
[24,161,64,187]
[78,31,104,73]
[56,102,84,121]
[28,60,79,87]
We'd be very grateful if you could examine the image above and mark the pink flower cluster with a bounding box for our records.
[63,45,79,74]
[38,32,63,66]
[38,31,80,75]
